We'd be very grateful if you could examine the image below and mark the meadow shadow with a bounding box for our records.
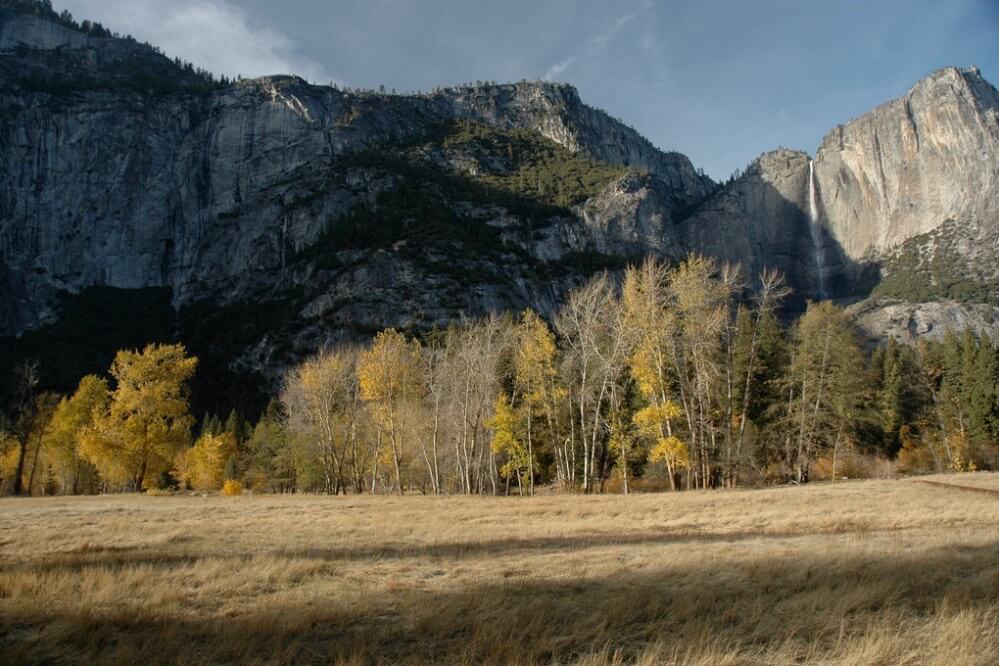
[2,537,996,663]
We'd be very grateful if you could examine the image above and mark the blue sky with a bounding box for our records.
[57,0,999,180]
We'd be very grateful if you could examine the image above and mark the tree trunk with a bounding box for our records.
[12,437,28,496]
[370,431,381,494]
[622,448,629,495]
[431,404,441,495]
[568,385,577,491]
[831,420,846,483]
[135,457,148,492]
[392,440,403,496]
[29,421,49,493]
[579,386,589,493]
[526,404,534,496]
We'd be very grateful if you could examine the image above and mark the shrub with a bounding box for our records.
[812,449,895,481]
[221,479,243,496]
[180,432,238,491]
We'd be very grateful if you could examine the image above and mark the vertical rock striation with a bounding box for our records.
[815,66,999,264]
[0,7,713,339]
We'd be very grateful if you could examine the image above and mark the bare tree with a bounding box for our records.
[420,340,449,494]
[556,273,628,493]
[281,348,360,494]
[11,360,40,496]
[443,316,509,494]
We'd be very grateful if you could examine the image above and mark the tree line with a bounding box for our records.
[4,0,229,89]
[2,255,998,496]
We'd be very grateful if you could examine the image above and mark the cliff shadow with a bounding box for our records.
[676,159,878,315]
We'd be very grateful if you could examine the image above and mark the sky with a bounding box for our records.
[55,0,999,180]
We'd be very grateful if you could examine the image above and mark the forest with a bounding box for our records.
[2,255,997,497]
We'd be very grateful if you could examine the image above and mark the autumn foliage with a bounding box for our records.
[79,344,197,490]
[4,256,999,497]
[179,432,237,491]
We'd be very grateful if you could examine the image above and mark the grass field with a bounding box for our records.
[2,476,999,664]
[919,472,999,492]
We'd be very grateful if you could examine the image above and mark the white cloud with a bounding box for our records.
[542,6,645,81]
[55,0,333,82]
[543,56,577,81]
[592,13,636,50]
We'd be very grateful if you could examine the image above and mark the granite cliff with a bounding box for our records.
[682,65,999,339]
[816,66,999,266]
[3,1,999,413]
[0,5,711,341]
[0,2,714,409]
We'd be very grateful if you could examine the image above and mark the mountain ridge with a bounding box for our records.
[3,1,999,415]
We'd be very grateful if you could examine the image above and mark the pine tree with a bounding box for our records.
[223,408,247,444]
[243,400,296,493]
[778,302,867,483]
[965,332,999,448]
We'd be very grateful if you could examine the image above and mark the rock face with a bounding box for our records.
[4,3,999,396]
[683,67,999,301]
[0,7,712,342]
[680,66,999,338]
[815,67,999,265]
[811,67,999,337]
[679,150,833,308]
[849,298,999,344]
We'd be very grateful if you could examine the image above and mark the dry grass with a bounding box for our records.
[916,471,999,492]
[2,477,999,664]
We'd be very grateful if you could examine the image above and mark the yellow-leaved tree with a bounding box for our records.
[357,330,421,495]
[179,431,237,491]
[44,375,109,495]
[80,344,197,490]
[0,428,19,495]
[634,402,688,483]
[621,259,686,490]
[280,348,360,495]
[486,392,532,495]
[513,309,564,494]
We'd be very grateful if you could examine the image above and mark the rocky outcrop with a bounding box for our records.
[428,83,713,204]
[849,298,999,343]
[814,66,999,266]
[574,172,685,259]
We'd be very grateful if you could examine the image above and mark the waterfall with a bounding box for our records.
[808,159,827,300]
